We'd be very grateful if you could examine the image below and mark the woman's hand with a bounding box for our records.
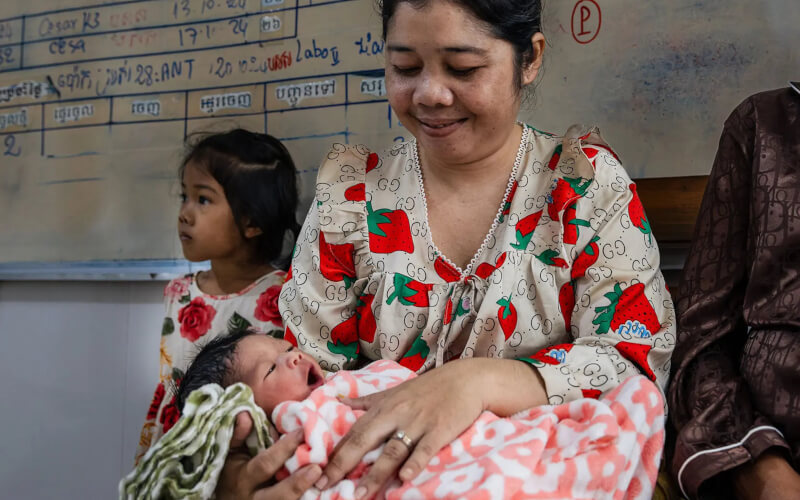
[733,450,800,500]
[317,358,547,499]
[216,412,322,500]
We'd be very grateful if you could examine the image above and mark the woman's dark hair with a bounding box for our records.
[180,129,300,269]
[379,0,542,89]
[175,328,256,412]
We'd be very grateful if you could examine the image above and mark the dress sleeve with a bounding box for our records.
[280,144,375,371]
[134,276,189,462]
[525,134,676,405]
[667,98,790,499]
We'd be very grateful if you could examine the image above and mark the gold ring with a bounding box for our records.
[391,430,414,449]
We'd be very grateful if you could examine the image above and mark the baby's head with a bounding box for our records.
[176,329,325,415]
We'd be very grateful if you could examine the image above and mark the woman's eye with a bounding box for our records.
[392,65,420,76]
[179,193,187,203]
[198,196,210,205]
[449,66,478,77]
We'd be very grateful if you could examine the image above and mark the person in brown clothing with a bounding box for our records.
[669,86,800,499]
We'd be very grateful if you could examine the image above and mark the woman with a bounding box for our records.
[669,87,800,500]
[222,0,675,498]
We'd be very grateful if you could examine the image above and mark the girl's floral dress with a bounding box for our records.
[135,270,286,462]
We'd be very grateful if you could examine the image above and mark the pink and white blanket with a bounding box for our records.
[272,360,665,500]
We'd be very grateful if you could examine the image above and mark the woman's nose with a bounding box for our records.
[413,70,454,108]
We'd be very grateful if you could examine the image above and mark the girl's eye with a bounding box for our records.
[392,65,420,76]
[198,196,210,205]
[266,365,276,377]
[179,193,187,203]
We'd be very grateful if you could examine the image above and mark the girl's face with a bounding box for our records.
[178,161,244,262]
[384,1,541,166]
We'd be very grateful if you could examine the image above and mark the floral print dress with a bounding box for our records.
[135,270,286,462]
[280,125,676,406]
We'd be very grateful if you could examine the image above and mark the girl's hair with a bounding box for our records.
[378,0,542,91]
[180,129,300,269]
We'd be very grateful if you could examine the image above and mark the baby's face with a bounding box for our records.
[234,335,325,414]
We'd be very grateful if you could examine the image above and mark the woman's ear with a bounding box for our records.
[522,32,546,86]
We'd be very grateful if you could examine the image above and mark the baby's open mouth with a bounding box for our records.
[307,366,323,388]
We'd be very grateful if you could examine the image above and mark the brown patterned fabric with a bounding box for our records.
[668,87,800,498]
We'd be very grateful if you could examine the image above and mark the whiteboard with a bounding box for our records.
[0,0,796,276]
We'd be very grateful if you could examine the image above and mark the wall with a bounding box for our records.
[0,280,163,499]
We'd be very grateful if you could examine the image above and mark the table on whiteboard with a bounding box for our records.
[0,0,797,277]
[0,0,402,276]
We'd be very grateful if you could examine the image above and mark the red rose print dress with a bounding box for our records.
[280,125,675,406]
[135,269,286,462]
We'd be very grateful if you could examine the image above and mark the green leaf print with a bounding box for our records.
[161,317,174,336]
[227,312,252,333]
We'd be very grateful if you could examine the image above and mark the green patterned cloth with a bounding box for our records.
[120,383,274,500]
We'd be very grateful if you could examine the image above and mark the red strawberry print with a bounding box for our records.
[510,210,543,250]
[474,252,508,280]
[356,293,377,343]
[498,181,519,223]
[571,236,600,280]
[559,281,576,330]
[582,388,602,399]
[535,249,568,268]
[319,232,356,289]
[582,146,599,163]
[547,177,592,222]
[367,202,414,254]
[547,144,562,170]
[434,256,461,283]
[525,343,574,366]
[386,273,433,307]
[562,201,591,245]
[614,341,656,381]
[344,183,366,202]
[496,295,517,340]
[284,326,298,347]
[327,315,359,362]
[366,152,380,173]
[593,282,661,336]
[444,293,470,325]
[628,183,652,241]
[399,333,430,372]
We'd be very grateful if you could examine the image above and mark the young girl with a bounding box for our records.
[135,129,301,461]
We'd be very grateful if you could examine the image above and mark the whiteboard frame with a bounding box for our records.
[0,259,210,281]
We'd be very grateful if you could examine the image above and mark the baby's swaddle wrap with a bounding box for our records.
[120,383,273,500]
[273,360,666,500]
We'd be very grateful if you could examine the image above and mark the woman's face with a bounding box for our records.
[384,1,541,166]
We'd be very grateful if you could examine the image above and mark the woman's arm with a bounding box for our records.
[520,141,676,405]
[216,413,322,499]
[279,144,372,371]
[668,95,792,499]
[732,451,800,500]
[317,356,547,499]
